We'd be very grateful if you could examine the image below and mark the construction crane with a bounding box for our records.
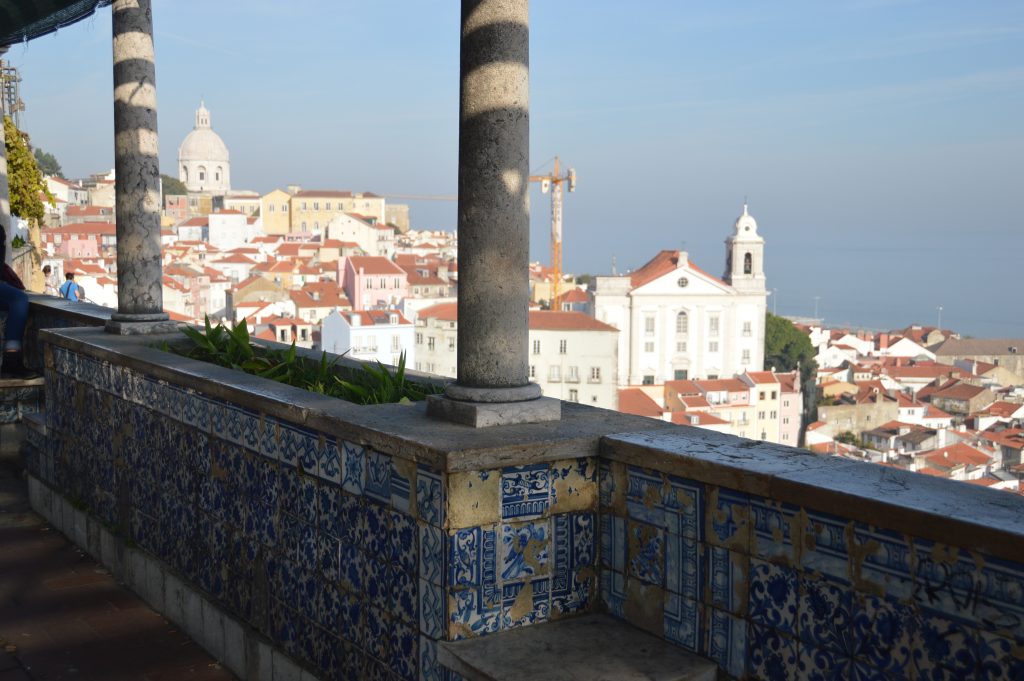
[529,156,576,307]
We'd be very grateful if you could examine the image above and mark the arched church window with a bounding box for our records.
[744,252,752,275]
[676,311,688,335]
[198,166,206,182]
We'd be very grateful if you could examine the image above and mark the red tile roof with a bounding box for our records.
[347,256,406,276]
[618,389,664,417]
[418,302,458,322]
[629,250,727,289]
[527,311,619,332]
[744,371,779,385]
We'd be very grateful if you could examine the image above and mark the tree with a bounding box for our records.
[33,147,62,177]
[4,116,54,222]
[764,312,820,429]
[161,173,187,197]
[834,431,861,446]
[4,115,55,291]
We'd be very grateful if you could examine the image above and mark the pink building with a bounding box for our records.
[42,222,116,258]
[777,371,804,446]
[340,256,409,311]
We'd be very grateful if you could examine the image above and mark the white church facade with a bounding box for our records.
[178,102,231,196]
[592,204,768,386]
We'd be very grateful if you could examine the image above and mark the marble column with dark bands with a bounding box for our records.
[447,0,539,404]
[108,0,169,328]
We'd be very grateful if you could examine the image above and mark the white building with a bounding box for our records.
[321,309,415,367]
[414,304,620,409]
[207,210,250,251]
[593,204,768,386]
[325,213,395,258]
[178,102,231,195]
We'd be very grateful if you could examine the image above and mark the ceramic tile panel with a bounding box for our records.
[748,623,798,681]
[320,439,342,486]
[501,577,550,629]
[501,519,550,582]
[341,440,365,495]
[706,607,747,679]
[801,510,853,581]
[628,519,665,587]
[625,465,666,528]
[419,522,444,585]
[365,448,392,504]
[664,591,702,653]
[750,496,800,566]
[665,533,701,603]
[601,569,627,618]
[392,457,415,515]
[419,578,444,639]
[707,545,748,616]
[416,466,444,528]
[798,573,856,656]
[549,458,597,515]
[501,463,549,520]
[748,558,798,635]
[448,587,500,640]
[855,593,916,678]
[551,512,595,618]
[600,513,626,573]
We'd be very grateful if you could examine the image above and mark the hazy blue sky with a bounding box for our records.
[5,0,1023,336]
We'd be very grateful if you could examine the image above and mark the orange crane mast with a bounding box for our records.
[529,157,576,307]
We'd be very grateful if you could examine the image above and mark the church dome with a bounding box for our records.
[179,102,229,162]
[733,202,759,236]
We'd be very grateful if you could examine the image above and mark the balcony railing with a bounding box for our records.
[11,297,1024,681]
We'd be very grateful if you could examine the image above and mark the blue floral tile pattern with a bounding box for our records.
[628,520,664,586]
[365,449,392,503]
[341,441,365,495]
[501,520,549,582]
[748,623,798,681]
[449,588,500,640]
[416,466,444,527]
[419,523,444,585]
[750,496,799,564]
[748,558,798,635]
[625,466,666,528]
[856,594,916,677]
[798,574,856,654]
[501,578,550,629]
[419,578,444,639]
[501,464,549,520]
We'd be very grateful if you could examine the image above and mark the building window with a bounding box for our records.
[744,252,753,275]
[533,340,540,354]
[569,389,579,403]
[529,365,536,378]
[758,411,766,420]
[366,279,372,289]
[674,370,688,380]
[392,336,401,351]
[784,400,790,407]
[326,202,332,210]
[199,171,205,181]
[549,366,561,382]
[282,204,288,213]
[394,278,400,288]
[559,339,567,354]
[415,333,423,345]
[676,341,687,353]
[427,337,435,350]
[709,315,720,337]
[268,204,275,213]
[783,417,790,425]
[448,337,455,351]
[742,321,752,337]
[301,202,307,210]
[313,202,320,210]
[771,391,777,399]
[302,221,308,230]
[642,375,654,385]
[644,315,655,335]
[709,341,719,352]
[590,367,601,382]
[759,391,766,400]
[676,311,688,334]
[644,342,654,353]
[771,410,777,419]
[742,349,751,364]
[567,366,579,382]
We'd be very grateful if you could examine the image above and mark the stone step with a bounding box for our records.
[438,613,718,681]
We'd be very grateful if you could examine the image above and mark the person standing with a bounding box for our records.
[58,272,84,302]
[0,223,35,378]
[42,264,59,296]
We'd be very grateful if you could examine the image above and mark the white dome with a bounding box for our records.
[733,202,759,236]
[179,127,229,163]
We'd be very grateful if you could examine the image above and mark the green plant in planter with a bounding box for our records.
[168,317,443,405]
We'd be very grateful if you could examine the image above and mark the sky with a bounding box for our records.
[4,0,1023,337]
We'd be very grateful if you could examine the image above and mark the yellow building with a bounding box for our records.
[289,190,387,235]
[260,189,292,235]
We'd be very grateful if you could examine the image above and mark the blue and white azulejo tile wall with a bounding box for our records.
[597,457,1024,680]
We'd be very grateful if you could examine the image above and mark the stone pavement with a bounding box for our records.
[0,456,236,681]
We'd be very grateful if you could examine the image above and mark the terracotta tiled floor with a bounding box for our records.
[0,459,236,681]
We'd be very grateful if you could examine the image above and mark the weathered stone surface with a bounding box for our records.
[426,394,560,427]
[438,613,717,681]
[110,0,168,324]
[104,318,181,335]
[446,0,534,407]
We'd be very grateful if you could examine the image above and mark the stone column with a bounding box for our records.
[105,0,176,334]
[427,0,559,426]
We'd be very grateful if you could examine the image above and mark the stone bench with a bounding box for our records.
[439,614,717,681]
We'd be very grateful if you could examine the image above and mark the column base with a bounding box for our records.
[105,314,181,336]
[426,394,561,428]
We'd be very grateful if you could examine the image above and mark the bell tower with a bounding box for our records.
[724,202,766,293]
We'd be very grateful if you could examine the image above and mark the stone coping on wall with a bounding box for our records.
[28,293,115,325]
[39,324,1024,566]
[603,428,1024,566]
[40,326,676,472]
